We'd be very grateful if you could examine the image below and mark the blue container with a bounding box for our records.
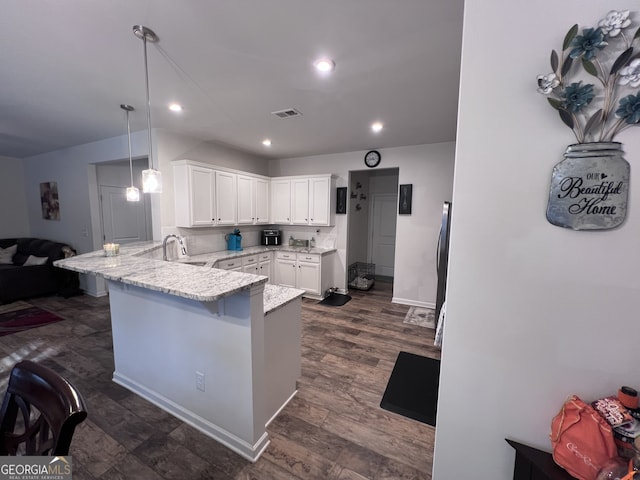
[226,230,242,251]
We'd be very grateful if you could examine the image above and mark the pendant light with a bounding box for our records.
[120,104,140,202]
[133,25,162,193]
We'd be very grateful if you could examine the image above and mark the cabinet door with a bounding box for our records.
[271,179,291,224]
[297,261,320,295]
[189,166,216,226]
[258,259,272,283]
[215,171,237,225]
[237,175,255,224]
[243,264,259,274]
[309,177,330,225]
[255,178,270,224]
[274,258,296,288]
[291,179,310,224]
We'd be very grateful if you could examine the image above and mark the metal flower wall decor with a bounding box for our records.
[537,10,640,143]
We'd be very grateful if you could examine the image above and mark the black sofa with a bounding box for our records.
[0,238,80,304]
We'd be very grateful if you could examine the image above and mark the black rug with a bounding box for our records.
[380,351,440,426]
[318,293,352,306]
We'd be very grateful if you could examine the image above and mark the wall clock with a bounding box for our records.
[364,150,381,168]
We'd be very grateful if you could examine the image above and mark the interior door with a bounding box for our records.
[370,194,397,277]
[100,185,150,244]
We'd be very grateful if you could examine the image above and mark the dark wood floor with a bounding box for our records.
[0,281,439,479]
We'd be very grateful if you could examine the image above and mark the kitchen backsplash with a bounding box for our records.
[163,224,337,257]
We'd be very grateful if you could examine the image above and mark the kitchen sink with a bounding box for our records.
[181,261,207,266]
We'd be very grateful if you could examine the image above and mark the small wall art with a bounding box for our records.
[399,184,412,215]
[336,187,347,214]
[40,182,60,220]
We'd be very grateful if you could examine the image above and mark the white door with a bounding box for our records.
[100,185,150,244]
[271,179,291,224]
[190,166,216,226]
[370,194,397,277]
[215,171,237,225]
[274,258,296,287]
[309,177,329,225]
[237,175,255,224]
[291,179,310,224]
[297,261,320,294]
[255,178,270,224]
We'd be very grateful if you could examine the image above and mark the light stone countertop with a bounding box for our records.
[172,244,337,268]
[54,242,313,313]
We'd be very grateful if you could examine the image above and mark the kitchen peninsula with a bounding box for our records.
[54,242,304,462]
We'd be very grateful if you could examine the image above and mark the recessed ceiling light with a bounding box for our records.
[262,139,272,147]
[314,58,335,73]
[371,122,383,133]
[169,103,183,112]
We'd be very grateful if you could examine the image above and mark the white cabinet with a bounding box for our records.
[274,251,331,298]
[215,258,242,272]
[291,179,310,224]
[215,171,236,225]
[238,175,270,225]
[309,176,331,225]
[255,178,270,224]
[270,175,336,226]
[271,179,291,224]
[174,165,216,227]
[274,252,297,288]
[296,254,320,294]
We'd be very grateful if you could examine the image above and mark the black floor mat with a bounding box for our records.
[318,293,352,306]
[380,351,440,426]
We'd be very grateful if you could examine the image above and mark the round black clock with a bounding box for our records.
[364,150,381,168]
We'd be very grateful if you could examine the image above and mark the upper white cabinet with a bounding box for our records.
[238,175,270,225]
[291,179,310,224]
[255,178,270,224]
[215,171,236,225]
[174,160,270,228]
[271,175,336,226]
[174,165,216,227]
[271,179,292,224]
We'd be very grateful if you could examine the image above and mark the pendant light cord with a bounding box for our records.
[142,34,154,171]
[126,109,134,185]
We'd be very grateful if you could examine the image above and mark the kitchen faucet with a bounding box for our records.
[163,234,188,261]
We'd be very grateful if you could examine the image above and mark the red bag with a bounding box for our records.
[550,395,617,480]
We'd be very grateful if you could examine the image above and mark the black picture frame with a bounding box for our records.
[399,184,412,215]
[336,187,347,214]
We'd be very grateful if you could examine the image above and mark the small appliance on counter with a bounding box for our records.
[262,229,281,246]
[226,229,242,251]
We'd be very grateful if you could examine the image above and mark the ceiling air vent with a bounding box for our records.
[271,108,302,119]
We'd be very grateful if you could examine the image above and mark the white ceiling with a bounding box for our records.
[0,1,464,160]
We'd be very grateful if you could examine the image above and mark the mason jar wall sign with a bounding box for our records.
[546,142,629,230]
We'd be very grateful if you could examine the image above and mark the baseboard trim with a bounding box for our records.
[113,372,270,462]
[265,390,297,428]
[392,297,435,309]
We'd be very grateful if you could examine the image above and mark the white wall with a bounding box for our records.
[0,156,29,237]
[269,142,455,306]
[433,1,640,478]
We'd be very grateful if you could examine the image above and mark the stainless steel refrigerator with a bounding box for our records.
[435,201,451,320]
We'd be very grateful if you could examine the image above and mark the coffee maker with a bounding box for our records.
[262,229,281,245]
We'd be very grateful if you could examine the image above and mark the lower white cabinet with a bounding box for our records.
[214,249,333,298]
[215,258,243,272]
[242,253,272,282]
[274,251,328,298]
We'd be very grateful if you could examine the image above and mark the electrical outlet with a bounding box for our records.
[195,371,205,392]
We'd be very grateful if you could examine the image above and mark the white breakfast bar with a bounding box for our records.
[54,242,304,462]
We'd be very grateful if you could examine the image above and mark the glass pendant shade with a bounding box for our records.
[126,186,141,201]
[142,168,162,193]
